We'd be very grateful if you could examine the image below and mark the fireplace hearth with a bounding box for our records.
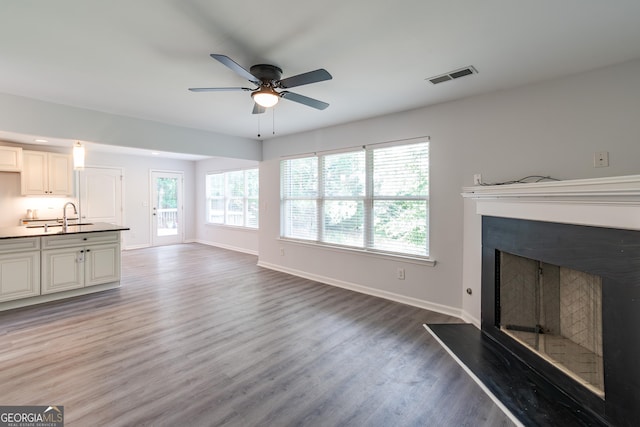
[482,216,640,426]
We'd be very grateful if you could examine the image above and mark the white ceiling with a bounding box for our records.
[1,0,640,153]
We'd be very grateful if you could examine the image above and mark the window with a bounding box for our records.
[206,168,259,228]
[281,139,429,257]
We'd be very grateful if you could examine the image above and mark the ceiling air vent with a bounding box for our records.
[427,66,478,85]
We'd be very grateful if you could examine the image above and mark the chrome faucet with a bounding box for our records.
[62,202,77,231]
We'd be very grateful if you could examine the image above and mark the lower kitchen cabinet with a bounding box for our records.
[85,243,121,286]
[41,247,83,294]
[0,251,40,302]
[42,242,121,294]
[0,229,127,311]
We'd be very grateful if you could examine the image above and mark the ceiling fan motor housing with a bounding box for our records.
[250,64,283,84]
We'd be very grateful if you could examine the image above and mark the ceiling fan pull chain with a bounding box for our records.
[257,115,261,138]
[273,108,276,135]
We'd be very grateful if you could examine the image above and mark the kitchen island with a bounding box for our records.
[0,222,129,311]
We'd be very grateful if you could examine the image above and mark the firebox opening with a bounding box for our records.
[498,251,604,398]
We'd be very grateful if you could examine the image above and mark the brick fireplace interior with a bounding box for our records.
[499,251,604,397]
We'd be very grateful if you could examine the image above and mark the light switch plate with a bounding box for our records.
[594,151,609,167]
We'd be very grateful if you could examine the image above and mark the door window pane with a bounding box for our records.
[156,177,178,236]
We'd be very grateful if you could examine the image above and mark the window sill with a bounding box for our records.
[205,223,259,232]
[277,237,436,267]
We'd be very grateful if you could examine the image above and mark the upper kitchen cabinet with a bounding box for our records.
[21,150,73,196]
[0,146,23,172]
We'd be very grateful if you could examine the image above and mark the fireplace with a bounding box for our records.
[481,216,640,425]
[498,251,604,397]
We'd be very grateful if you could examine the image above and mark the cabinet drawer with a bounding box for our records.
[42,231,120,249]
[0,237,40,254]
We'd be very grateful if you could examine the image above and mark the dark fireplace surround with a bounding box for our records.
[481,216,640,426]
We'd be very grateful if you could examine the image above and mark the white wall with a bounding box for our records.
[260,58,640,320]
[194,157,259,254]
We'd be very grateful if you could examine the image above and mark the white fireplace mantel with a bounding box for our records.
[462,174,640,231]
[460,175,640,327]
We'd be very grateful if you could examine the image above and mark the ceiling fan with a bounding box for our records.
[189,54,332,114]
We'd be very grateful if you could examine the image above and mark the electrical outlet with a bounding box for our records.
[397,268,405,280]
[280,247,285,256]
[594,151,609,168]
[473,174,482,185]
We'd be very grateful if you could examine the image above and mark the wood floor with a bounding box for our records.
[0,243,515,427]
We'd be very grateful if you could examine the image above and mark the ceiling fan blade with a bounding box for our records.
[188,87,253,92]
[252,103,266,114]
[280,91,329,110]
[210,54,260,83]
[278,69,332,89]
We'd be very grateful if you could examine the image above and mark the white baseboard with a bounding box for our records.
[460,310,480,328]
[123,243,151,250]
[196,239,258,256]
[257,260,464,319]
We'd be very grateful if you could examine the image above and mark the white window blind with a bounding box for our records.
[281,157,318,240]
[281,140,429,257]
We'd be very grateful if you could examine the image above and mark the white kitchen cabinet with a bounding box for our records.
[42,243,121,294]
[41,247,84,294]
[21,150,73,196]
[85,243,120,286]
[0,146,22,172]
[0,237,40,303]
[42,232,121,295]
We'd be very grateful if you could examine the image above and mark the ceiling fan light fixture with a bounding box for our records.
[252,87,279,108]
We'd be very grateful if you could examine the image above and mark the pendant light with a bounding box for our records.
[73,141,85,170]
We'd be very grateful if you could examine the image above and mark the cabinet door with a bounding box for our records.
[42,248,83,294]
[0,146,22,172]
[21,151,72,196]
[0,251,40,302]
[48,153,73,195]
[21,151,48,195]
[85,243,120,286]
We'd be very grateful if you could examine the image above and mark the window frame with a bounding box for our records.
[280,138,430,259]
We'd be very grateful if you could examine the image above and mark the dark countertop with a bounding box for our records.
[0,222,130,240]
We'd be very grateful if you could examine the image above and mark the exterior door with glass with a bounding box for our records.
[151,171,183,246]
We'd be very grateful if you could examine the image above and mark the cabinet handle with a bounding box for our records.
[86,249,91,252]
[83,238,88,241]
